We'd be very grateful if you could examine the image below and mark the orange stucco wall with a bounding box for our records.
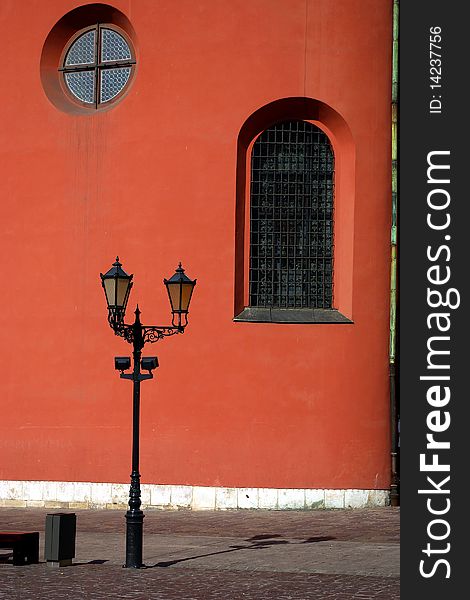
[0,0,392,489]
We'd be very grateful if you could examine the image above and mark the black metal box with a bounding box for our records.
[45,513,76,565]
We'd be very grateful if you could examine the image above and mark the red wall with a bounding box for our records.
[0,0,392,489]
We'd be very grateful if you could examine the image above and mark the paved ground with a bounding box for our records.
[0,507,399,599]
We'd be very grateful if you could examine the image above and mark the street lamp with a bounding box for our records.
[100,257,196,569]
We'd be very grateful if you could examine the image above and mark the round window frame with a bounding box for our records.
[58,23,136,111]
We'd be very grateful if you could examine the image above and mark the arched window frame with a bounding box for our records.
[234,99,355,324]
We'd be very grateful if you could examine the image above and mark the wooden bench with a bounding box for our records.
[0,532,39,565]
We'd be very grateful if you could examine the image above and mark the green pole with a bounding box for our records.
[389,0,399,507]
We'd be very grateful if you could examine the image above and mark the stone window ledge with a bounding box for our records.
[234,308,353,324]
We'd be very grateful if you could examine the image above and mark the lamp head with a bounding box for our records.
[164,263,196,328]
[141,356,159,372]
[114,356,131,372]
[100,257,133,326]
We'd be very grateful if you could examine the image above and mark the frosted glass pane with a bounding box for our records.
[100,67,131,103]
[64,71,95,103]
[101,29,132,62]
[65,30,96,66]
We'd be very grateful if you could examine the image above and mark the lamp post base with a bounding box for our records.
[124,510,144,568]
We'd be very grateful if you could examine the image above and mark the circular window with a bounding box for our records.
[60,24,136,109]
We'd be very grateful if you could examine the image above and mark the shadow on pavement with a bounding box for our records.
[72,559,109,566]
[147,534,336,569]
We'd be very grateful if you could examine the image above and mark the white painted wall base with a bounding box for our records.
[0,480,389,510]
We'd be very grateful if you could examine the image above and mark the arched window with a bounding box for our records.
[249,120,334,310]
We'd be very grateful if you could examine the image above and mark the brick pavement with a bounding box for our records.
[0,507,399,599]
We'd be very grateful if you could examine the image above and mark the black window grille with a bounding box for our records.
[249,120,334,309]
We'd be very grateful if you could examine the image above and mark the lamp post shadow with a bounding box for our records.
[146,534,336,569]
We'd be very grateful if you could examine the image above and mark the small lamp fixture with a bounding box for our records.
[164,263,197,327]
[100,257,133,324]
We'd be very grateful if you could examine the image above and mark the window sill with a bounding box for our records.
[233,307,353,324]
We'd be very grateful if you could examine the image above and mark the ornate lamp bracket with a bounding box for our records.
[107,306,184,349]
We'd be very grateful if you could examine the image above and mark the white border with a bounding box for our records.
[0,481,389,510]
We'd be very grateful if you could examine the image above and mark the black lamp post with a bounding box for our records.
[100,257,196,569]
